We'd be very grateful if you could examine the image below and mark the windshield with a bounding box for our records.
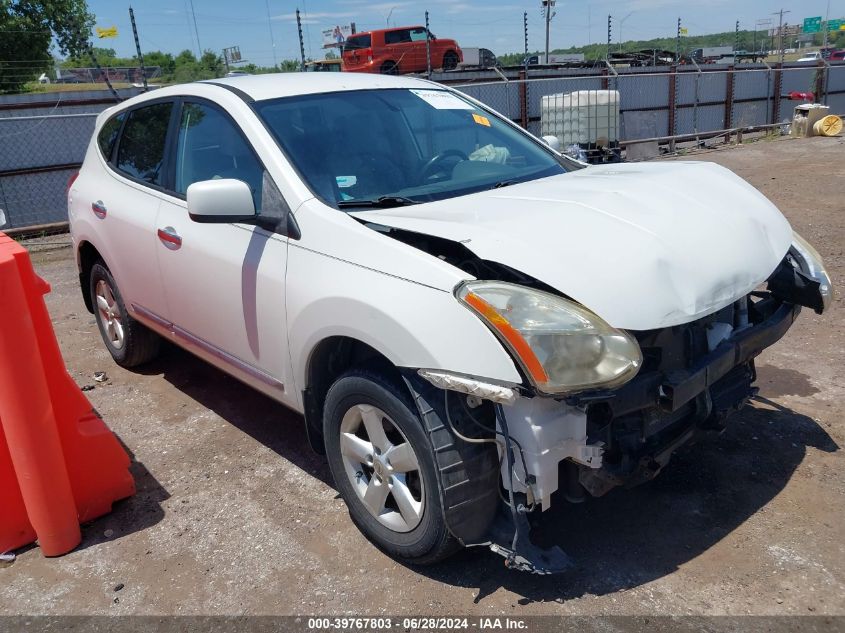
[254,88,571,209]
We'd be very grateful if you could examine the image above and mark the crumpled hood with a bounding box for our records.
[350,161,793,331]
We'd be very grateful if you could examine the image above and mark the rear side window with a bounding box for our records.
[116,102,173,186]
[385,29,410,44]
[344,34,371,51]
[97,113,124,161]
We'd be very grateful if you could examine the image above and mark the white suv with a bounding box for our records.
[69,73,832,573]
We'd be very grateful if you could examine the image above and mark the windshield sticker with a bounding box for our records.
[472,113,491,127]
[336,175,357,188]
[409,89,474,110]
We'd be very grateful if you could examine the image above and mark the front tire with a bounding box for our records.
[442,51,459,70]
[323,370,458,564]
[89,262,160,368]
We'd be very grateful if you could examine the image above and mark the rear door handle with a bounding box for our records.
[92,200,107,218]
[157,226,182,249]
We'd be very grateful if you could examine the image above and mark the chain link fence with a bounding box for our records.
[0,88,142,232]
[452,62,845,151]
[1,67,843,231]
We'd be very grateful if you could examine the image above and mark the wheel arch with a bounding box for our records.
[302,335,405,454]
[77,240,105,313]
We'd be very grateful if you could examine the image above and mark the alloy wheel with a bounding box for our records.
[95,279,125,350]
[339,403,425,532]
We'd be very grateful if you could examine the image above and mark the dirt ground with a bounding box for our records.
[1,135,844,617]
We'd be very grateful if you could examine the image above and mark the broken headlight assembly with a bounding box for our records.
[456,281,642,395]
[791,231,833,313]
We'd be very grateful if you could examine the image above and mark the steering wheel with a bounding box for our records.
[420,149,468,182]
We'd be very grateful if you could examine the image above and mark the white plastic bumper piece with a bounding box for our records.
[417,369,518,405]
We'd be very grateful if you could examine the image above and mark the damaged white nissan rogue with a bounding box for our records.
[69,73,832,573]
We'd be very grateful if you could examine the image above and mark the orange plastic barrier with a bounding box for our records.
[0,233,135,556]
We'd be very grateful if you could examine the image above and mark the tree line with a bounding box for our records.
[497,28,845,66]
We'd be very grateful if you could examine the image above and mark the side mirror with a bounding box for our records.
[541,135,562,152]
[187,179,256,223]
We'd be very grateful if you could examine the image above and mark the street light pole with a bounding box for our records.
[542,0,555,63]
[618,11,632,52]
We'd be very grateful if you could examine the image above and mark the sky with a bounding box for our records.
[82,0,845,65]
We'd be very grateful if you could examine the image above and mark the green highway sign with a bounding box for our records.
[804,16,822,33]
[828,18,844,31]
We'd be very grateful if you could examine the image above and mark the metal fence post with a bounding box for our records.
[724,66,735,143]
[690,57,702,139]
[815,59,827,104]
[772,63,783,124]
[518,69,528,129]
[668,65,678,151]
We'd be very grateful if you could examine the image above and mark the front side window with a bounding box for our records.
[174,102,264,210]
[97,112,125,162]
[116,102,173,185]
[255,88,571,209]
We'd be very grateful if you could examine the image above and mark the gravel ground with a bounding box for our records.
[1,135,844,617]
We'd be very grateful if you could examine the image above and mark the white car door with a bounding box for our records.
[91,102,175,319]
[154,100,290,401]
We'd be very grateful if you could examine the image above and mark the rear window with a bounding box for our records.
[115,102,173,186]
[97,113,124,162]
[344,34,371,52]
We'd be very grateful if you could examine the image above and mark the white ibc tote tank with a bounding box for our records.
[541,90,621,146]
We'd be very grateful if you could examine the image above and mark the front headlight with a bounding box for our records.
[456,281,642,395]
[791,231,833,313]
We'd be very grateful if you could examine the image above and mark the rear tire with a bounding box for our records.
[442,51,459,70]
[323,370,459,564]
[380,60,398,75]
[89,262,160,368]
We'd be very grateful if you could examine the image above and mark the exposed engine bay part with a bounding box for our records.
[401,370,575,574]
[359,223,558,293]
[498,397,603,510]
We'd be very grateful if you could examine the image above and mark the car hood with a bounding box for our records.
[349,161,793,331]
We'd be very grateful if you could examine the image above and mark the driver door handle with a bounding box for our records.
[157,226,182,249]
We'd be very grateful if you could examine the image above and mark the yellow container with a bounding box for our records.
[813,115,843,137]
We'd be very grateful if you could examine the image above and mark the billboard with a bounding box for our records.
[322,25,353,48]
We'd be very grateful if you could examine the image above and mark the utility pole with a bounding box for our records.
[425,11,431,78]
[676,17,682,61]
[523,11,528,62]
[773,9,790,64]
[296,8,306,71]
[128,6,148,91]
[542,0,555,63]
[607,14,612,61]
[823,0,831,52]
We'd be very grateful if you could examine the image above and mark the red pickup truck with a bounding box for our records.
[342,26,462,74]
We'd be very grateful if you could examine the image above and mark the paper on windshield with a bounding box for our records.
[410,89,475,110]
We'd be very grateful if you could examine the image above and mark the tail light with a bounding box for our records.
[66,171,79,193]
